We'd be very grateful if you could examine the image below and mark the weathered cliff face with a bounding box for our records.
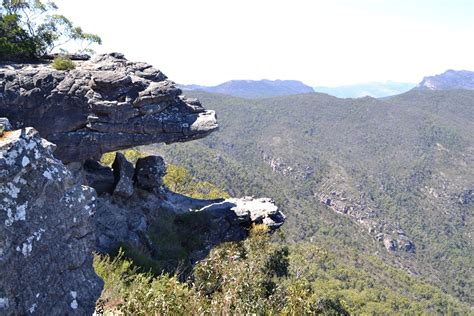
[0,54,285,314]
[0,122,102,315]
[0,53,218,163]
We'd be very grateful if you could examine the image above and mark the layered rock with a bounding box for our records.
[0,53,218,163]
[0,122,102,315]
[317,164,415,253]
[0,54,285,313]
[92,153,285,264]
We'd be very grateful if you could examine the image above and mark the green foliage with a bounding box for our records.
[154,90,474,306]
[100,148,146,167]
[0,12,36,60]
[0,0,101,60]
[95,226,350,315]
[164,164,230,199]
[51,55,74,70]
[95,226,469,314]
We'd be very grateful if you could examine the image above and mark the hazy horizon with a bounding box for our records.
[55,0,474,86]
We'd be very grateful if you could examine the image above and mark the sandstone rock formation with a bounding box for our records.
[0,53,218,163]
[0,122,102,315]
[0,54,285,314]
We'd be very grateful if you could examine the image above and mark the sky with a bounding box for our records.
[54,0,474,87]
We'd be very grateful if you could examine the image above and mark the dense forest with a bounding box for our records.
[148,90,473,309]
[94,152,471,314]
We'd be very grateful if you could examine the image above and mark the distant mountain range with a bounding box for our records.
[313,81,416,98]
[178,80,314,99]
[179,70,474,99]
[415,70,474,91]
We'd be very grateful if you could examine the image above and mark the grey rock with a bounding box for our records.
[0,127,102,315]
[200,196,285,231]
[383,237,397,252]
[0,53,218,163]
[112,152,134,198]
[318,170,416,254]
[135,155,166,190]
[0,118,11,136]
[93,156,285,260]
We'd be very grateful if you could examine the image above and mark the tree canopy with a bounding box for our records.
[0,0,101,61]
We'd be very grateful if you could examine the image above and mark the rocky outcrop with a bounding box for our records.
[0,53,218,163]
[317,164,415,253]
[0,122,102,315]
[0,54,285,313]
[91,154,285,264]
[416,69,474,91]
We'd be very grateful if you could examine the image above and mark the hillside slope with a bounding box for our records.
[415,69,474,90]
[148,90,474,306]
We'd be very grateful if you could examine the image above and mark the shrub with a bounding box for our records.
[0,13,37,61]
[51,56,75,70]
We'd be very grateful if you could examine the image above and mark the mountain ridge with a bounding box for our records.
[178,79,314,98]
[313,81,416,98]
[415,69,474,91]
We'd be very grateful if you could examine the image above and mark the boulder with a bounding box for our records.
[112,152,134,198]
[0,117,11,136]
[0,53,218,163]
[0,127,102,315]
[135,155,166,190]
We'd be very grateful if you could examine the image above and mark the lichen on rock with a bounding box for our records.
[0,123,102,315]
[0,53,285,314]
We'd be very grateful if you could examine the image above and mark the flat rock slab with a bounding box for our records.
[0,53,218,162]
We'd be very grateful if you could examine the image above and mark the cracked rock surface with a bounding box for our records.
[0,53,218,163]
[0,124,102,315]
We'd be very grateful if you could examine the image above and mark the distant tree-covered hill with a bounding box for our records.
[148,89,474,308]
[313,81,415,98]
[178,79,314,98]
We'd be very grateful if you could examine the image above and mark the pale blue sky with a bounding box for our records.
[55,0,474,86]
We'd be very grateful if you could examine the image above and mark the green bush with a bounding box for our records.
[0,13,37,61]
[94,225,351,315]
[51,56,75,70]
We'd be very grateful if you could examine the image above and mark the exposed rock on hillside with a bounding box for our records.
[0,53,218,163]
[90,154,285,264]
[317,165,415,253]
[416,69,474,90]
[0,122,102,315]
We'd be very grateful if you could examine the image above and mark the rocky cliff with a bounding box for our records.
[0,53,218,163]
[416,69,474,91]
[0,121,102,314]
[0,55,285,314]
